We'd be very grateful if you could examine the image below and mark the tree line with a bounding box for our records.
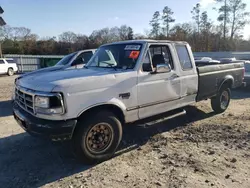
[0,25,134,55]
[0,0,250,55]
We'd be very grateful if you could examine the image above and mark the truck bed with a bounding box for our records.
[196,62,244,101]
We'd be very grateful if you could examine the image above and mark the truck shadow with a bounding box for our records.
[0,100,13,117]
[117,105,215,155]
[0,105,216,188]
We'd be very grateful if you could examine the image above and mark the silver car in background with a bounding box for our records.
[17,49,96,78]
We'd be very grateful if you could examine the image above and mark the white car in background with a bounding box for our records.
[0,58,18,76]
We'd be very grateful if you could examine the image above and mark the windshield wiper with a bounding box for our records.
[86,63,120,70]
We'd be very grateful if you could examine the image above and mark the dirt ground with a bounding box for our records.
[0,75,249,188]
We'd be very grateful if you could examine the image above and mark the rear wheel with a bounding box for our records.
[73,111,122,164]
[7,68,14,76]
[211,87,231,113]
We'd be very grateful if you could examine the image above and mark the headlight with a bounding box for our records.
[34,94,65,115]
[35,96,49,108]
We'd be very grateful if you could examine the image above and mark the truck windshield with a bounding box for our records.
[56,52,77,66]
[86,43,142,69]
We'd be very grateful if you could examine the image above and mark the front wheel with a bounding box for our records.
[211,87,231,113]
[73,111,122,164]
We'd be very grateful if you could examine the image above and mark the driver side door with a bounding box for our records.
[137,44,181,119]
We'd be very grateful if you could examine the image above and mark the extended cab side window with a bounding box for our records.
[149,45,174,69]
[175,45,193,70]
[0,60,4,64]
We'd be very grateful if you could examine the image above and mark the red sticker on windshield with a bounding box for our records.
[129,51,140,59]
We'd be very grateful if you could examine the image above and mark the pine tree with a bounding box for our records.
[162,6,175,38]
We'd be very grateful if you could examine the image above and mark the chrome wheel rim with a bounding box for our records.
[220,90,229,109]
[85,123,113,154]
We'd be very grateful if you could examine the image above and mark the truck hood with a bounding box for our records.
[16,68,130,92]
[18,65,64,78]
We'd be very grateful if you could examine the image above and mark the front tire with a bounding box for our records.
[7,68,14,76]
[73,111,122,164]
[211,87,231,113]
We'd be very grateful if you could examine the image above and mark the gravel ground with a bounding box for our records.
[0,75,249,188]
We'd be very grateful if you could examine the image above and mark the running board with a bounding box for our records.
[137,109,186,128]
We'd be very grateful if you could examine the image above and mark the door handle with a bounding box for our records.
[170,74,179,80]
[165,74,179,81]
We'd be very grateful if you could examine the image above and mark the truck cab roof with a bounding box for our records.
[101,39,189,47]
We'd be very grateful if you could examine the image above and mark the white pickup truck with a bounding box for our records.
[13,40,245,164]
[0,58,18,76]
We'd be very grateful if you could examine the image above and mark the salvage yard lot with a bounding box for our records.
[0,75,250,188]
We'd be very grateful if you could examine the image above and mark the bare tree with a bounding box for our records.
[170,23,193,41]
[1,26,31,41]
[89,28,113,46]
[110,27,121,42]
[17,27,31,40]
[134,33,147,39]
[58,31,77,43]
[119,25,134,40]
[73,34,89,50]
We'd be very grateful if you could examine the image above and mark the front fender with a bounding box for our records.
[77,98,127,118]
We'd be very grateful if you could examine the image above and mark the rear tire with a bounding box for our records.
[73,111,122,164]
[7,68,14,76]
[211,87,231,113]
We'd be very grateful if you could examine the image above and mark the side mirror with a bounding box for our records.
[155,64,171,73]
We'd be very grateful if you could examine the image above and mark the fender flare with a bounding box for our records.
[77,101,126,119]
[219,75,234,91]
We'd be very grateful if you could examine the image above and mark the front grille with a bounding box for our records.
[15,88,34,114]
